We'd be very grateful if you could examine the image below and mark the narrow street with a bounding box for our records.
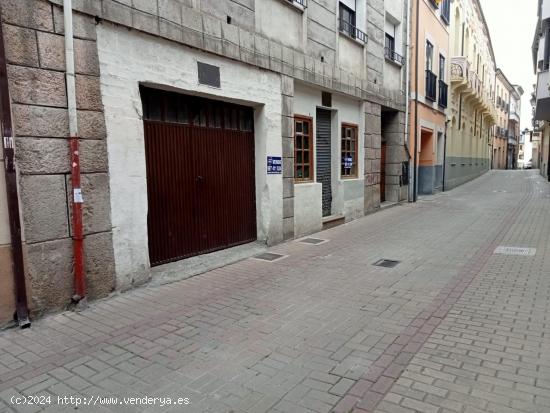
[1,169,549,413]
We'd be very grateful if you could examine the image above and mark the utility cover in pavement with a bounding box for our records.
[494,246,536,256]
[299,238,328,245]
[373,259,401,268]
[253,252,287,262]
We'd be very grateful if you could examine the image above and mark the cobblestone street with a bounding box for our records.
[0,170,549,413]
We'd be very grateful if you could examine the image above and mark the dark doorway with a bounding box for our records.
[141,87,257,266]
[380,141,387,202]
[316,109,332,217]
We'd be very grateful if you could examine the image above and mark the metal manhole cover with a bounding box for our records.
[252,252,287,262]
[373,259,401,268]
[494,246,536,256]
[299,238,329,245]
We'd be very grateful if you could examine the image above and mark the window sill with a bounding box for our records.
[340,176,362,182]
[279,0,305,12]
[339,30,366,47]
[294,179,316,185]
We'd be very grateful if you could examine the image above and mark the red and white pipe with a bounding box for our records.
[64,0,86,301]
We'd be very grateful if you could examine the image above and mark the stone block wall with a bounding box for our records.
[1,0,115,316]
[382,110,407,202]
[364,101,382,212]
[281,75,295,240]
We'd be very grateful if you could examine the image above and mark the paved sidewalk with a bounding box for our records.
[0,170,549,413]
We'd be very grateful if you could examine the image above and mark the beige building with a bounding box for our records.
[493,70,515,169]
[447,0,497,189]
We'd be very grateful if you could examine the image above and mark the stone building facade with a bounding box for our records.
[0,0,409,324]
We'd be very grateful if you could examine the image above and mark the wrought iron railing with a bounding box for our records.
[339,19,368,44]
[426,70,437,101]
[438,80,448,108]
[384,47,405,65]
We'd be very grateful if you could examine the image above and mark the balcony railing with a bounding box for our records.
[339,19,368,44]
[384,47,405,65]
[426,70,437,101]
[286,0,307,6]
[438,80,448,108]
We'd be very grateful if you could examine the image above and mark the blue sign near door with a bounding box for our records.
[267,156,282,174]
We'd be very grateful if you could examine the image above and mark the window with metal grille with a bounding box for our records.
[294,116,313,181]
[338,2,367,43]
[341,124,358,178]
[339,2,356,36]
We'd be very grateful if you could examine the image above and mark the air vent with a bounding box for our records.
[299,238,328,245]
[198,62,221,88]
[322,91,332,107]
[373,259,400,268]
[253,252,287,262]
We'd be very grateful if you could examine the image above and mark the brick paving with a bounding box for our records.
[0,170,549,413]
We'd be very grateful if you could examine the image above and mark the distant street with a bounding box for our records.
[1,170,549,413]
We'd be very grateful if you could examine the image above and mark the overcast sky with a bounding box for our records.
[480,0,538,130]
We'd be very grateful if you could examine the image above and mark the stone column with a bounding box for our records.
[281,75,295,240]
[364,101,382,212]
[382,111,407,202]
[2,0,115,315]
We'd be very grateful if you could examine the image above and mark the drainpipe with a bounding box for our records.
[412,0,420,202]
[0,19,31,328]
[442,119,449,192]
[64,0,86,303]
[405,0,412,201]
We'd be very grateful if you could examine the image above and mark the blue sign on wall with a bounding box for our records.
[267,156,282,174]
[344,156,353,169]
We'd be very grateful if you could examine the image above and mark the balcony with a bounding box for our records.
[451,56,468,86]
[438,80,448,108]
[425,70,437,102]
[534,69,550,120]
[384,47,405,65]
[339,19,368,44]
[451,57,496,122]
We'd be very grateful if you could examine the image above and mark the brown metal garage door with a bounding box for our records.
[141,87,257,266]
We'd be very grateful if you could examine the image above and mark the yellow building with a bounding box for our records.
[447,0,497,189]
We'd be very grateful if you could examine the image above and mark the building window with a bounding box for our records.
[440,0,450,24]
[339,2,356,36]
[439,54,445,81]
[385,33,395,55]
[341,124,358,178]
[426,41,434,71]
[438,55,447,108]
[544,28,550,70]
[425,41,437,101]
[294,116,313,181]
[338,1,367,43]
[384,31,404,65]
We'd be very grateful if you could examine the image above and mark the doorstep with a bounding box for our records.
[322,214,346,230]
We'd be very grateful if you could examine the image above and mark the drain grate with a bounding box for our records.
[252,252,287,262]
[373,259,401,268]
[494,246,536,256]
[299,238,328,245]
